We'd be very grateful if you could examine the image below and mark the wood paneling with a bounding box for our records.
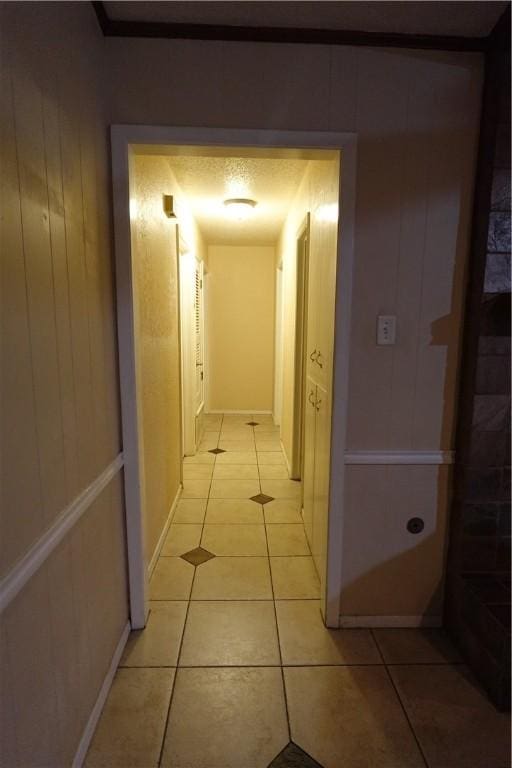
[0,4,128,765]
[3,484,128,766]
[1,2,122,576]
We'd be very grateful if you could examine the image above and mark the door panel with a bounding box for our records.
[312,382,331,617]
[302,376,317,549]
[194,261,204,416]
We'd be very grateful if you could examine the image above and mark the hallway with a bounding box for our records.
[84,416,509,768]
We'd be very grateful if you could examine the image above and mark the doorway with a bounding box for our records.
[111,127,357,629]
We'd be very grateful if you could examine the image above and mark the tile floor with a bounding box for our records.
[86,414,511,768]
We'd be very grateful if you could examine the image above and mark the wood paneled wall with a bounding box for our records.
[0,3,127,764]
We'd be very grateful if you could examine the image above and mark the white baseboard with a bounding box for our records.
[72,621,130,767]
[339,615,442,628]
[147,486,182,578]
[281,441,293,477]
[206,409,273,414]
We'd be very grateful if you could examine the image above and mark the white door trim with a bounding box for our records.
[325,137,357,627]
[111,125,357,630]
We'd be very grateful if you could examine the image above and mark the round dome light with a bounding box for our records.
[223,198,257,220]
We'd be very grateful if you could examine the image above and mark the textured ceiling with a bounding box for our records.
[165,155,312,245]
[104,1,506,37]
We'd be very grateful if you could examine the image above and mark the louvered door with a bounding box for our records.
[194,261,204,415]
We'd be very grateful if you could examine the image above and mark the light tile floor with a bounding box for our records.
[86,414,511,768]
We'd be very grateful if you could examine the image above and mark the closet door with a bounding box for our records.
[194,261,205,417]
[302,376,317,549]
[312,381,331,616]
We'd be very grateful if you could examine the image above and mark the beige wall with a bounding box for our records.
[131,156,182,564]
[341,465,451,617]
[1,3,127,765]
[207,245,275,412]
[130,154,206,563]
[0,31,484,768]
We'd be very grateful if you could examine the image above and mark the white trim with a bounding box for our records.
[112,139,147,630]
[281,440,292,478]
[339,615,442,628]
[72,621,131,768]
[147,487,182,578]
[206,409,273,415]
[325,135,358,628]
[0,454,124,614]
[344,450,455,465]
[111,125,357,635]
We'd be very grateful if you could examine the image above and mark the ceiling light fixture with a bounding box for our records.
[223,198,257,220]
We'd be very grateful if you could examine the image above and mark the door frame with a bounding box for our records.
[111,125,357,628]
[273,262,284,427]
[290,214,310,481]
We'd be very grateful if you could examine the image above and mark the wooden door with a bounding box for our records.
[194,260,205,419]
[302,375,317,548]
[312,381,331,617]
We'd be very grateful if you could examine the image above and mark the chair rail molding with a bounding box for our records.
[344,450,455,465]
[0,453,124,614]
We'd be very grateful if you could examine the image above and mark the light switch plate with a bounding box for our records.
[377,315,396,345]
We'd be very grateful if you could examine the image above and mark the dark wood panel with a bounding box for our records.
[92,1,492,51]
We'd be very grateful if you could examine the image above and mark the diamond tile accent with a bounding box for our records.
[268,742,323,767]
[209,448,226,455]
[246,421,259,426]
[250,493,275,505]
[180,547,216,566]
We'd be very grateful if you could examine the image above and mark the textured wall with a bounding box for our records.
[131,155,183,564]
[0,2,127,764]
[207,245,276,412]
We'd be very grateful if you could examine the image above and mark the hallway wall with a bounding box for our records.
[207,245,276,412]
[1,3,127,765]
[130,154,206,565]
[277,159,340,469]
[130,155,182,566]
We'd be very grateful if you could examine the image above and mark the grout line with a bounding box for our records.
[157,416,223,767]
[262,478,293,744]
[370,629,430,768]
[159,553,314,559]
[121,662,448,670]
[156,579,192,766]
